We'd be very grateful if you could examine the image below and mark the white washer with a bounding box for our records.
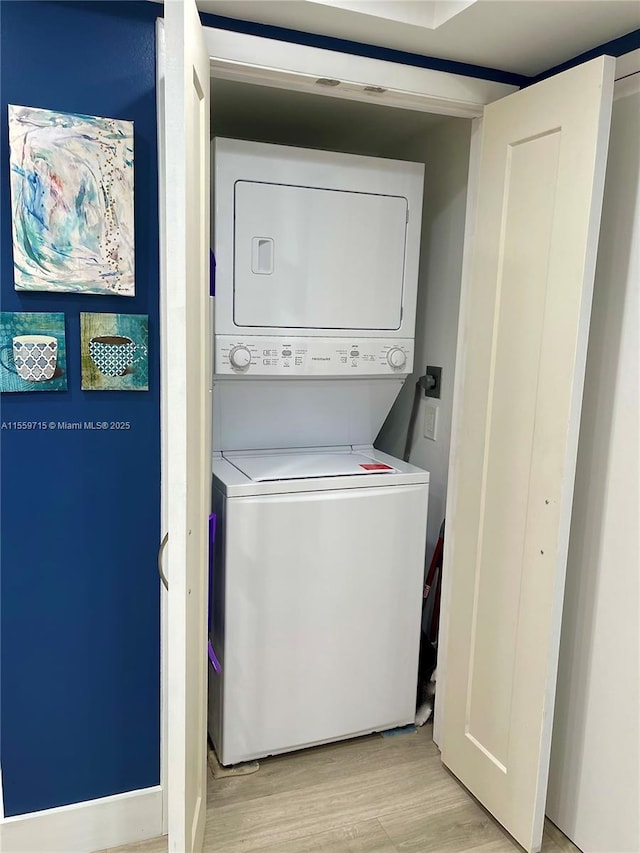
[208,446,429,766]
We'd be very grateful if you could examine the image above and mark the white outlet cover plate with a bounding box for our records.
[424,401,438,441]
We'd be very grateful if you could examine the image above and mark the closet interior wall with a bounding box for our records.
[209,77,472,559]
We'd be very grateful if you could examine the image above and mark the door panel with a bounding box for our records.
[441,56,615,853]
[233,182,407,330]
[163,0,211,851]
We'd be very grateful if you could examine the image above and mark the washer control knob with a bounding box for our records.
[387,347,407,369]
[229,346,251,370]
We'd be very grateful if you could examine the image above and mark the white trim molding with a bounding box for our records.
[0,786,163,853]
[614,49,640,100]
[614,68,640,100]
[155,15,170,838]
[614,47,640,81]
[203,26,518,117]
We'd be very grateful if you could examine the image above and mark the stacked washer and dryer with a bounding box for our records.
[208,138,430,766]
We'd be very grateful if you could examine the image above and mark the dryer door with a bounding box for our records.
[233,181,408,330]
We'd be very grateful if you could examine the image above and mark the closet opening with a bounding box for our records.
[208,69,472,607]
[205,69,473,826]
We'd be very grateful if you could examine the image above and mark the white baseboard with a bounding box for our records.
[0,785,163,853]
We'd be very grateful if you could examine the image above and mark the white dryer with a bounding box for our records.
[211,136,425,372]
[208,139,429,765]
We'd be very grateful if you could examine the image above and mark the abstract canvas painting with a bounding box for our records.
[0,312,67,392]
[9,105,134,296]
[81,313,148,391]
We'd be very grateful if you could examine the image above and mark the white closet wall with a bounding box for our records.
[210,78,452,160]
[376,117,471,557]
[546,86,640,853]
[210,81,472,564]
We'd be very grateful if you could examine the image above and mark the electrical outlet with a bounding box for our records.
[424,365,442,399]
[424,402,438,441]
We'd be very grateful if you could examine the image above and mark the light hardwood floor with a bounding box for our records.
[105,725,579,853]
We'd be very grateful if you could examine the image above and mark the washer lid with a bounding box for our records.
[226,451,397,482]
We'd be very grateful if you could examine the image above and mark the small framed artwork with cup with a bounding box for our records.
[0,312,67,392]
[81,313,148,391]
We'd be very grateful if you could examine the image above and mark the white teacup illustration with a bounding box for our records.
[89,335,147,377]
[0,335,58,382]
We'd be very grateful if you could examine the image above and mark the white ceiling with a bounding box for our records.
[196,0,640,77]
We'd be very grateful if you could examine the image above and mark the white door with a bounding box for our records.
[163,0,211,850]
[440,56,615,852]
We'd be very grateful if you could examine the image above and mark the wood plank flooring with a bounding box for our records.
[104,725,580,853]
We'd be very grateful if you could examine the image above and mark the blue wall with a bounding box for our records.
[528,28,640,85]
[0,0,161,816]
[198,9,530,87]
[199,13,640,90]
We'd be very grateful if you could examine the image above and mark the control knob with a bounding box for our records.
[229,346,251,370]
[386,347,407,369]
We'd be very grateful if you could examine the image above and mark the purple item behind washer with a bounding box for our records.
[208,641,221,674]
[208,513,221,674]
[210,251,216,296]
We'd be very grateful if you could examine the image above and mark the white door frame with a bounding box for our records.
[155,17,171,836]
[202,26,517,117]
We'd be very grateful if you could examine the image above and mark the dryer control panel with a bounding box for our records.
[215,336,414,376]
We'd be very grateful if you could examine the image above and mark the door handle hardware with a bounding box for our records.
[158,532,169,590]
